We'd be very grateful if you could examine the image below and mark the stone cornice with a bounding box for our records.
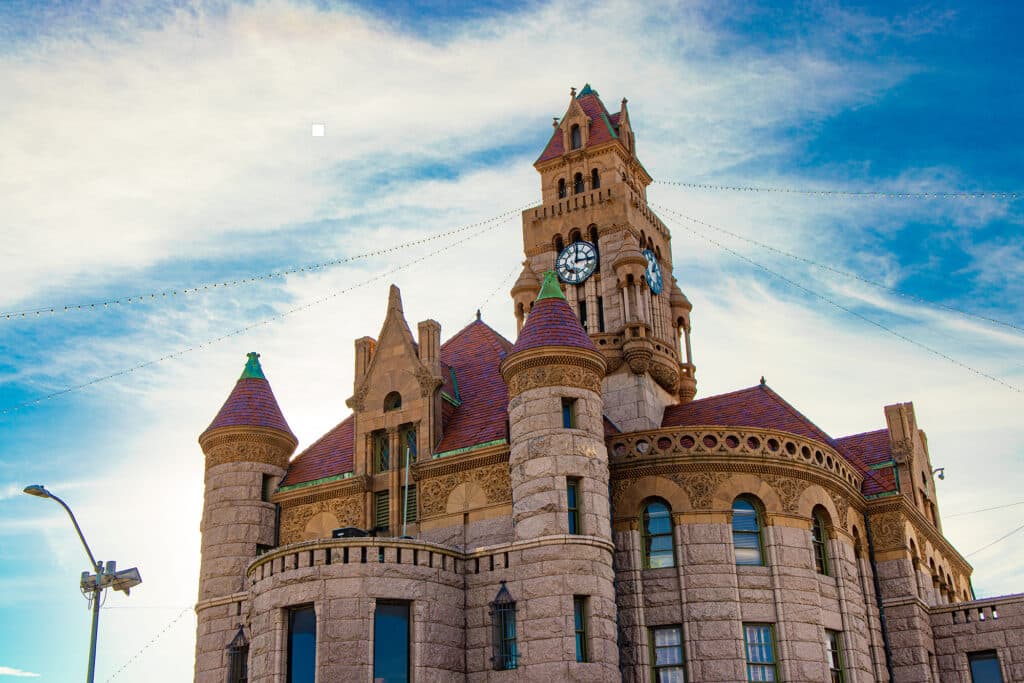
[274,474,370,507]
[413,446,509,481]
[200,426,297,469]
[867,497,972,575]
[500,346,606,397]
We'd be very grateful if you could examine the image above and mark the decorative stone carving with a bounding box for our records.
[828,489,851,530]
[648,358,678,393]
[346,385,368,412]
[419,463,511,517]
[623,343,652,375]
[202,429,295,469]
[414,365,443,397]
[280,494,365,545]
[505,364,602,395]
[871,510,905,550]
[765,475,805,514]
[667,471,728,510]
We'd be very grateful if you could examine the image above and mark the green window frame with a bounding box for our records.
[573,596,589,663]
[733,497,764,566]
[642,499,675,569]
[402,485,417,524]
[826,630,845,683]
[374,490,390,532]
[373,430,389,472]
[743,623,777,682]
[400,425,417,463]
[562,398,577,428]
[813,510,830,575]
[567,478,581,534]
[649,625,686,682]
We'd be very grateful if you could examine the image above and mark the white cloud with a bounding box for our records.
[0,667,40,678]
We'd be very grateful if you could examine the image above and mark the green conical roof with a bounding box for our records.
[239,351,267,379]
[577,83,597,98]
[536,271,565,300]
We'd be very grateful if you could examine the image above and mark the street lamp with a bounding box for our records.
[23,485,142,683]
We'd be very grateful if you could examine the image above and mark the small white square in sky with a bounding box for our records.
[311,123,326,137]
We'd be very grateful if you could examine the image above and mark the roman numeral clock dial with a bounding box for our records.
[556,241,598,285]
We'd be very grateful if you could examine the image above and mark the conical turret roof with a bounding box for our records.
[510,272,597,354]
[200,352,295,441]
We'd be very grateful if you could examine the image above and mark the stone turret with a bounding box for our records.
[194,352,297,683]
[499,272,619,679]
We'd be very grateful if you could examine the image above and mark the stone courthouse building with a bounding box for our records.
[194,86,1023,682]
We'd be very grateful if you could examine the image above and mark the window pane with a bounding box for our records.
[657,669,687,683]
[969,651,1004,683]
[374,602,410,682]
[287,606,316,683]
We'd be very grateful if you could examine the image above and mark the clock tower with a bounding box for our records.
[512,84,696,432]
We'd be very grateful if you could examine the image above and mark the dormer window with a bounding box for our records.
[570,124,581,150]
[591,168,600,189]
[383,391,402,411]
[558,178,567,199]
[574,173,584,195]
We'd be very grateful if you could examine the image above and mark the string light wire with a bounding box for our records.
[1,201,536,321]
[655,207,1022,394]
[965,521,1024,558]
[1,215,520,415]
[104,607,192,682]
[650,203,1022,334]
[654,180,1019,200]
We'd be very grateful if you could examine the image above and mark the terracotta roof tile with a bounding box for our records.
[281,416,354,487]
[835,429,898,496]
[536,90,624,163]
[510,297,597,354]
[435,320,513,453]
[201,377,294,441]
[604,416,621,437]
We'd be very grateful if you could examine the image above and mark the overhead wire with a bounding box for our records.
[653,180,1019,200]
[946,500,1024,519]
[104,607,192,682]
[0,201,536,321]
[0,213,523,415]
[965,521,1024,558]
[649,203,1022,334]
[652,205,1022,394]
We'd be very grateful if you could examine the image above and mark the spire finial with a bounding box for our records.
[570,86,576,98]
[760,375,766,386]
[475,309,481,321]
[388,284,403,313]
[536,271,565,301]
[240,352,266,380]
[552,116,559,128]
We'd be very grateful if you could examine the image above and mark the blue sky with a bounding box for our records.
[1,0,1022,680]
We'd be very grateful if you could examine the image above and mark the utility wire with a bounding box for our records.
[653,180,1019,200]
[1,215,519,415]
[946,500,1024,519]
[105,607,192,682]
[478,263,522,315]
[0,201,536,321]
[965,521,1024,558]
[651,203,1022,334]
[655,207,1022,394]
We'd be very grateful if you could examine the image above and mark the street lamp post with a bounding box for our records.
[23,485,141,683]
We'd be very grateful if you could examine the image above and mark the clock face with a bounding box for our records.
[556,241,599,284]
[643,249,663,295]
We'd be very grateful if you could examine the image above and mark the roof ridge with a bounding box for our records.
[758,384,836,445]
[441,318,513,354]
[835,427,889,442]
[293,414,354,458]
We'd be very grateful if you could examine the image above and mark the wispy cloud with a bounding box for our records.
[0,666,40,678]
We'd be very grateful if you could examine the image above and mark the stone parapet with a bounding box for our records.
[930,593,1024,681]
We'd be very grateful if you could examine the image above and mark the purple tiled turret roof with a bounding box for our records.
[510,272,597,354]
[200,352,294,441]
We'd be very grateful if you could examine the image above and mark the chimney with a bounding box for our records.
[418,320,442,375]
[354,336,376,387]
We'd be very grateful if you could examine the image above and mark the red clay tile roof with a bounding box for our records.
[604,416,621,437]
[661,384,835,446]
[435,320,513,453]
[281,416,354,487]
[201,377,294,441]
[835,429,898,496]
[510,297,597,354]
[536,89,623,163]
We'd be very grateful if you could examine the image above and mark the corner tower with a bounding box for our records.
[517,85,696,433]
[194,353,297,683]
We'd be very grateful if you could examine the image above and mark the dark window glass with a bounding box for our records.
[813,512,830,575]
[571,124,581,150]
[733,498,764,566]
[490,583,518,670]
[400,426,417,464]
[650,625,686,682]
[597,296,605,331]
[562,398,577,429]
[591,168,600,189]
[567,479,580,534]
[969,651,1004,683]
[573,596,588,662]
[373,431,389,472]
[227,628,249,683]
[579,299,588,329]
[643,500,674,568]
[558,178,567,198]
[287,606,316,683]
[374,491,390,532]
[374,602,410,682]
[574,172,584,194]
[826,630,844,683]
[743,623,776,682]
[383,391,402,411]
[261,474,274,503]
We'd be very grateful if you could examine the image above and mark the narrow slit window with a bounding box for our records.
[812,509,830,575]
[373,602,410,683]
[562,398,577,429]
[490,582,518,670]
[733,497,764,566]
[573,596,589,662]
[650,625,686,682]
[743,623,776,682]
[287,606,316,683]
[826,630,845,683]
[642,499,675,568]
[567,478,581,534]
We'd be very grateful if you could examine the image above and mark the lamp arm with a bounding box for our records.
[49,493,99,571]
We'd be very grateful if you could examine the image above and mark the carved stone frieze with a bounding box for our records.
[279,494,365,545]
[414,365,443,397]
[828,489,851,530]
[648,358,679,393]
[201,428,295,469]
[666,471,728,510]
[765,475,806,515]
[870,510,905,550]
[419,463,511,517]
[505,364,603,396]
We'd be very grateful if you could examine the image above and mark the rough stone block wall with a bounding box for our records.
[931,595,1024,682]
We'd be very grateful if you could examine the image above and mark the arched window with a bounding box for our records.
[641,499,674,568]
[732,497,764,565]
[558,178,567,199]
[570,124,581,150]
[812,507,830,575]
[574,172,584,194]
[568,228,582,244]
[226,627,249,683]
[383,391,402,411]
[554,235,564,253]
[591,168,600,189]
[490,582,518,670]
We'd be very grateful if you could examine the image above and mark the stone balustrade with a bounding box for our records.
[931,592,1024,625]
[608,425,863,490]
[530,187,614,220]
